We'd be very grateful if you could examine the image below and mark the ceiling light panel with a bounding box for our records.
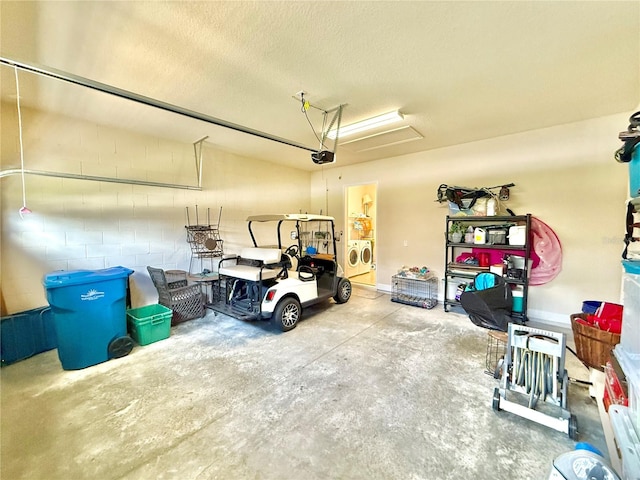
[339,126,423,152]
[327,110,403,140]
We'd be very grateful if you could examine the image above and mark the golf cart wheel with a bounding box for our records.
[108,336,134,359]
[272,297,301,332]
[492,388,501,411]
[568,414,578,440]
[333,278,352,304]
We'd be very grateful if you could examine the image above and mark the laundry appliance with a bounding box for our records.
[358,240,373,275]
[346,240,360,278]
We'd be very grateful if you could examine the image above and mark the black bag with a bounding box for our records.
[459,273,514,332]
[436,183,515,210]
[436,184,490,209]
[615,111,640,164]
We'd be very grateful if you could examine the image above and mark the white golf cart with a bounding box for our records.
[211,214,352,331]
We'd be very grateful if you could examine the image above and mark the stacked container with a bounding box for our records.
[609,113,640,479]
[614,261,640,433]
[618,128,640,434]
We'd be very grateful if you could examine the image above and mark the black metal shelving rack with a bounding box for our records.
[443,214,531,322]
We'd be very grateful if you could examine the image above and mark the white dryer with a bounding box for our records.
[358,240,372,274]
[346,240,360,278]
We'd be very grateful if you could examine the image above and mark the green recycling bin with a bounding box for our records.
[43,266,134,370]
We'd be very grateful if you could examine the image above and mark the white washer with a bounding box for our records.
[358,240,372,274]
[346,240,360,278]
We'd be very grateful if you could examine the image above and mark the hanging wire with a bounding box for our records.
[319,109,327,151]
[14,66,31,219]
[300,94,328,150]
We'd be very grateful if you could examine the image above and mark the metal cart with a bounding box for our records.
[493,323,578,439]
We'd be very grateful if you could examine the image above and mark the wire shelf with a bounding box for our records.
[185,206,224,274]
[186,225,224,257]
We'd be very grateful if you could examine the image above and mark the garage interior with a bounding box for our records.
[1,2,639,479]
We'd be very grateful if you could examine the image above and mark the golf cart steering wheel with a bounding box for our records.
[284,244,299,258]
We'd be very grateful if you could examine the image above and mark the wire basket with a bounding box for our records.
[186,225,224,257]
[485,330,508,378]
[391,274,438,309]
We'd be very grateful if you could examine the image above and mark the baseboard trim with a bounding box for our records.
[378,282,571,329]
[526,309,571,329]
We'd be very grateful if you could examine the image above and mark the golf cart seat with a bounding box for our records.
[219,247,285,281]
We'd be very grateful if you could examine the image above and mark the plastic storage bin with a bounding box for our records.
[630,143,639,197]
[604,360,628,411]
[508,225,526,245]
[487,228,507,245]
[581,300,602,315]
[614,260,640,434]
[127,304,172,346]
[512,286,524,313]
[619,261,640,360]
[42,266,134,370]
[608,403,640,480]
[1,306,57,365]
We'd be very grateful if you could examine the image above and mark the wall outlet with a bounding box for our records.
[403,240,408,247]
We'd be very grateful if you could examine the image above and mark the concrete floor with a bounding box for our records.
[348,269,376,287]
[1,288,606,479]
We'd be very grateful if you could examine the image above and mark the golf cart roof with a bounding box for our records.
[247,214,335,222]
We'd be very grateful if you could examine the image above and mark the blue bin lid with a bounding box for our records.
[43,266,134,289]
[622,260,640,275]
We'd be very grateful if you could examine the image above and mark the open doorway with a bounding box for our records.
[345,183,377,287]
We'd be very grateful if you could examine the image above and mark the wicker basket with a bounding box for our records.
[570,313,620,370]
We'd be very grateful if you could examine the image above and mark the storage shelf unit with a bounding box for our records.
[443,214,531,322]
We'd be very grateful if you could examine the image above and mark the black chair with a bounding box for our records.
[147,266,205,325]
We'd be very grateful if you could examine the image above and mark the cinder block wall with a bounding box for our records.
[1,104,311,314]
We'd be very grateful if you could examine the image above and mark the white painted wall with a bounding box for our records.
[2,102,632,327]
[311,113,631,326]
[1,105,310,313]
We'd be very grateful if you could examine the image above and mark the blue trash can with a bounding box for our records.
[43,266,134,370]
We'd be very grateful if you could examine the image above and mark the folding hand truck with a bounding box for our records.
[492,323,578,439]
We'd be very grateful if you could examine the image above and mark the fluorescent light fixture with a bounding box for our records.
[327,110,403,140]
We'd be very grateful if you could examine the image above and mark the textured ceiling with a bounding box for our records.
[1,1,639,171]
